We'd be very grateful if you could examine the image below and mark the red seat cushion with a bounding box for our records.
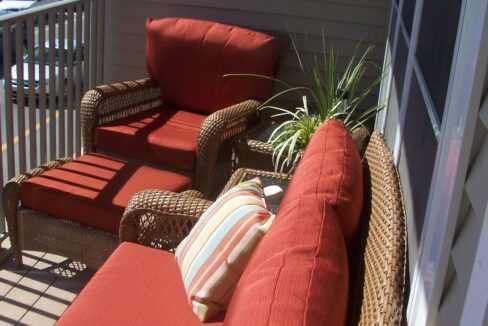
[281,119,363,249]
[57,242,224,326]
[20,153,192,234]
[146,17,275,114]
[224,196,349,326]
[94,106,207,171]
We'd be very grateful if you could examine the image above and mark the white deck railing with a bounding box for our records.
[0,0,105,233]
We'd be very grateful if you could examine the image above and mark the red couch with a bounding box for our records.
[56,120,407,325]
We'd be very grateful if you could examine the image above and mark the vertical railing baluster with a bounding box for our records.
[58,10,66,157]
[75,3,83,156]
[0,25,6,229]
[66,5,74,157]
[26,17,37,168]
[89,0,97,89]
[96,0,105,84]
[0,0,104,180]
[2,23,15,180]
[15,20,26,173]
[48,11,56,161]
[38,14,47,164]
[82,0,90,95]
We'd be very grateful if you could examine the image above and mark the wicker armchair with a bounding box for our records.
[119,131,407,325]
[80,78,261,197]
[3,19,290,268]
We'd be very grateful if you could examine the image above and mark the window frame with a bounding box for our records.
[407,0,488,324]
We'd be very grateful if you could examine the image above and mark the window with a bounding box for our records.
[417,0,462,120]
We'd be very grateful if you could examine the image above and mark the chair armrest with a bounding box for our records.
[119,189,213,251]
[194,99,261,197]
[2,158,72,265]
[81,78,163,152]
[2,157,72,212]
[180,189,206,199]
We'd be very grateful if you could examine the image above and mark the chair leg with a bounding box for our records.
[3,181,23,267]
[12,244,23,268]
[5,213,23,268]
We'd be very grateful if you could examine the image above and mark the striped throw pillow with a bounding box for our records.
[175,178,275,321]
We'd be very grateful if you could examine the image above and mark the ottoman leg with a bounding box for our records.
[3,181,23,267]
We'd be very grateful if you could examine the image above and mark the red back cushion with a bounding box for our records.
[224,196,349,326]
[146,17,275,114]
[281,119,363,249]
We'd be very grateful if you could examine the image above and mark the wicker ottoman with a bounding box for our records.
[3,153,192,268]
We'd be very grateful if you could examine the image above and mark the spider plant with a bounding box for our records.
[267,95,322,173]
[226,34,386,173]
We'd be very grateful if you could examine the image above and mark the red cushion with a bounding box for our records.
[146,17,275,114]
[281,119,363,249]
[57,242,224,326]
[94,106,207,171]
[225,196,349,326]
[20,153,192,234]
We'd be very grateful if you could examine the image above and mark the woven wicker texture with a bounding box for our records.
[219,168,290,213]
[350,131,407,326]
[119,169,290,251]
[180,189,206,199]
[17,209,118,268]
[351,126,371,157]
[120,131,406,324]
[81,78,163,153]
[194,99,260,196]
[220,168,289,193]
[119,189,213,251]
[2,158,72,266]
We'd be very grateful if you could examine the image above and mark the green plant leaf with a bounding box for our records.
[240,33,386,172]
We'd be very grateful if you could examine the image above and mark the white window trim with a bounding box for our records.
[407,0,488,324]
[376,0,400,133]
[460,201,488,326]
[393,0,424,164]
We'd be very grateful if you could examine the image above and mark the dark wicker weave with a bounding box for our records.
[119,189,213,251]
[348,131,407,325]
[81,77,261,197]
[118,169,288,252]
[121,131,407,325]
[2,158,118,268]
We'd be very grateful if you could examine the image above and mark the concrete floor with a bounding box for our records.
[0,234,95,325]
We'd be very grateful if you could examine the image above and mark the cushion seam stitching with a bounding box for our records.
[336,127,347,207]
[266,198,304,324]
[315,123,330,195]
[302,198,327,326]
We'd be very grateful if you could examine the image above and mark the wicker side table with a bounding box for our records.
[231,122,278,172]
[222,168,291,213]
[232,122,371,173]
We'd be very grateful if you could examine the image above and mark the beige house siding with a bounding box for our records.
[103,0,390,107]
[437,84,488,325]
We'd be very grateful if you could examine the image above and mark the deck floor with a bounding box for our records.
[0,234,94,326]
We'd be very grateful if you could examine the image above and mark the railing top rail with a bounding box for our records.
[0,0,82,26]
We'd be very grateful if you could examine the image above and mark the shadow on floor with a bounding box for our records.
[0,236,95,325]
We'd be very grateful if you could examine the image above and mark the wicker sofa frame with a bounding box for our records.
[119,131,407,325]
